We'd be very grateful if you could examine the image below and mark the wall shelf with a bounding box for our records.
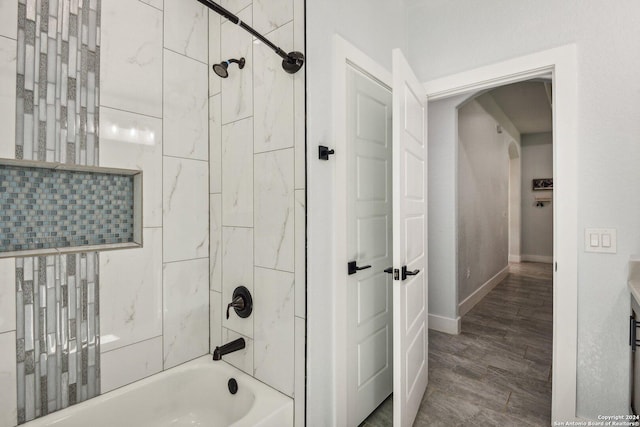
[534,194,553,207]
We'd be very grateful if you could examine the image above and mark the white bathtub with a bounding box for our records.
[24,356,293,427]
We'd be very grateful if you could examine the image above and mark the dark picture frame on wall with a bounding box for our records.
[532,178,553,191]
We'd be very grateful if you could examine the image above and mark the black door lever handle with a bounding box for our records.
[348,261,371,275]
[401,265,420,280]
[384,267,393,274]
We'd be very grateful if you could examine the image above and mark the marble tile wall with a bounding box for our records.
[0,0,305,425]
[160,0,209,374]
[98,0,209,395]
[97,0,163,397]
[208,0,306,425]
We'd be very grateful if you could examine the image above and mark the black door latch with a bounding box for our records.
[385,267,400,280]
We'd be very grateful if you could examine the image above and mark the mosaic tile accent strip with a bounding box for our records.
[15,253,100,422]
[0,165,134,252]
[15,0,101,165]
[14,0,103,423]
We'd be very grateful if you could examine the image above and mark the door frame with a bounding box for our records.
[333,35,393,427]
[333,39,579,425]
[507,140,522,264]
[423,44,578,423]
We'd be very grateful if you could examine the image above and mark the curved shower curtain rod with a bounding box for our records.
[195,0,305,74]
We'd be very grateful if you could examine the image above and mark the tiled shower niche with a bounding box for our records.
[0,160,142,258]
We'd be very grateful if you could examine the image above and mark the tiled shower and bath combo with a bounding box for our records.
[0,0,306,425]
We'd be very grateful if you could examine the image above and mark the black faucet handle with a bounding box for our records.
[226,295,245,319]
[226,286,253,320]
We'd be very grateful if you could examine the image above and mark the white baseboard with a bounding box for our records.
[508,254,521,263]
[458,265,510,317]
[521,254,553,264]
[428,313,461,335]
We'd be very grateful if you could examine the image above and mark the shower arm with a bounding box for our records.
[195,0,304,73]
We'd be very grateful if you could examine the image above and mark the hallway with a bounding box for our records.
[361,262,553,426]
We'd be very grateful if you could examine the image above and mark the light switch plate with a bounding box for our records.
[584,228,617,253]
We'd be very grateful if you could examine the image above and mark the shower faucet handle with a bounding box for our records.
[226,295,245,319]
[226,286,253,320]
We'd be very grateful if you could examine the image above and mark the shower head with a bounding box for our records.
[213,57,246,78]
[196,0,304,75]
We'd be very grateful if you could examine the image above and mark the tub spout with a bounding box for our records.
[212,338,246,361]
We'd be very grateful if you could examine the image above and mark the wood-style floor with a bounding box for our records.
[361,262,553,427]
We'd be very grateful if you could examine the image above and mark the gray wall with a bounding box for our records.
[306,1,408,425]
[428,93,519,321]
[457,99,510,302]
[521,133,553,260]
[407,0,640,417]
[427,94,466,321]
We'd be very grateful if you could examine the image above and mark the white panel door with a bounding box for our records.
[392,48,428,427]
[346,65,394,426]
